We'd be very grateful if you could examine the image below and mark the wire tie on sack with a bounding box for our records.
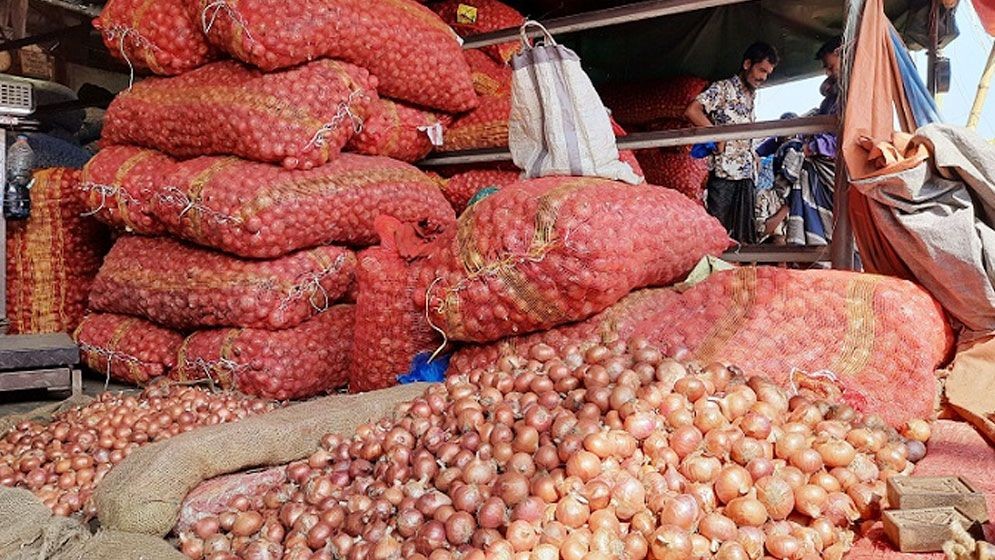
[201,0,256,44]
[105,25,143,89]
[424,276,449,362]
[305,89,366,150]
[278,255,345,312]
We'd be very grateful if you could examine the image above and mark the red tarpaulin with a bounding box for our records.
[974,0,995,36]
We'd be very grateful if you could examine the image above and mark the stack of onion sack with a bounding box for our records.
[93,0,216,75]
[346,99,451,163]
[635,144,709,205]
[73,313,184,385]
[78,145,173,235]
[432,164,521,214]
[452,267,954,427]
[431,0,525,63]
[102,59,380,170]
[0,382,277,518]
[423,176,730,342]
[6,168,110,335]
[599,76,710,130]
[172,305,355,400]
[192,0,476,114]
[172,337,935,560]
[349,217,452,393]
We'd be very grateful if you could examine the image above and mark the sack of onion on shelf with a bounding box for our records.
[433,0,525,64]
[0,381,277,518]
[346,98,452,163]
[172,336,931,560]
[600,76,711,129]
[73,312,184,384]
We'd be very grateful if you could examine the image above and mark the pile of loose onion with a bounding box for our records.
[0,380,276,517]
[175,337,931,560]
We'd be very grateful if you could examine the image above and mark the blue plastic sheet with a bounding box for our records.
[397,351,450,384]
[889,25,941,128]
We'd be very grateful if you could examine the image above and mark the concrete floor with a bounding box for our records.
[0,370,136,417]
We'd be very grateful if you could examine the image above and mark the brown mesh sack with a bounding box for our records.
[346,98,451,163]
[423,176,731,342]
[92,0,216,75]
[433,0,525,63]
[73,313,183,384]
[6,168,110,335]
[173,305,354,400]
[635,146,709,204]
[465,48,513,97]
[153,153,456,258]
[349,218,448,393]
[103,59,379,170]
[78,145,173,234]
[193,0,477,113]
[94,382,432,536]
[89,236,356,330]
[453,267,953,427]
[599,76,710,128]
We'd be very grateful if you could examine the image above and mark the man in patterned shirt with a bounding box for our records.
[685,42,779,244]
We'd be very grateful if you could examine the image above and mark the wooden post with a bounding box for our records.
[968,44,995,129]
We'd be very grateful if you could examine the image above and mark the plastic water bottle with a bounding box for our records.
[5,135,34,220]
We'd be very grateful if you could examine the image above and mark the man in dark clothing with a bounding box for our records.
[685,42,779,244]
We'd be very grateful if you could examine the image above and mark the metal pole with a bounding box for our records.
[830,0,861,270]
[0,128,8,335]
[968,44,995,129]
[927,0,939,97]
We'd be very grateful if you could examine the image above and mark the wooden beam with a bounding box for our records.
[421,115,838,166]
[0,23,88,52]
[29,0,101,18]
[722,245,831,264]
[462,0,748,49]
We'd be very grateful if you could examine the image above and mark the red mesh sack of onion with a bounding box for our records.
[73,312,184,385]
[421,176,731,342]
[193,0,477,113]
[102,59,379,170]
[153,153,456,258]
[88,236,356,330]
[173,305,355,400]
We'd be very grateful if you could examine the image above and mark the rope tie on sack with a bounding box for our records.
[305,89,367,150]
[424,276,449,362]
[185,356,245,391]
[157,187,244,225]
[277,254,346,312]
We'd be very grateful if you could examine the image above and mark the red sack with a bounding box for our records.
[600,76,710,128]
[452,268,953,427]
[6,168,110,335]
[349,217,447,393]
[635,147,708,204]
[194,0,477,113]
[437,168,520,213]
[423,176,731,342]
[346,99,451,163]
[432,0,524,63]
[153,153,455,258]
[79,145,174,234]
[89,236,356,330]
[102,59,379,170]
[73,313,183,384]
[93,0,215,75]
[173,305,355,400]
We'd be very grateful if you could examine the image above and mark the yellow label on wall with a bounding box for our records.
[456,4,478,25]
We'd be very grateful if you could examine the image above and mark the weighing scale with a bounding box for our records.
[0,75,81,398]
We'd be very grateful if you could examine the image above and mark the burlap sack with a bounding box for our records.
[0,394,94,438]
[0,487,186,560]
[0,487,87,560]
[95,382,432,536]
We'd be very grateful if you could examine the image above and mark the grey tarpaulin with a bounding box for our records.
[851,124,995,342]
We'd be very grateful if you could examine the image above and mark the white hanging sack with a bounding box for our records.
[508,20,642,184]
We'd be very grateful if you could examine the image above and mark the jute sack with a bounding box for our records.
[0,394,94,438]
[0,487,186,560]
[95,382,432,536]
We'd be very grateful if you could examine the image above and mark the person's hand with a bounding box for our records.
[803,143,813,157]
[715,141,726,154]
[763,216,783,237]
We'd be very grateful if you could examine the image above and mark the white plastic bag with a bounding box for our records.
[508,21,642,184]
